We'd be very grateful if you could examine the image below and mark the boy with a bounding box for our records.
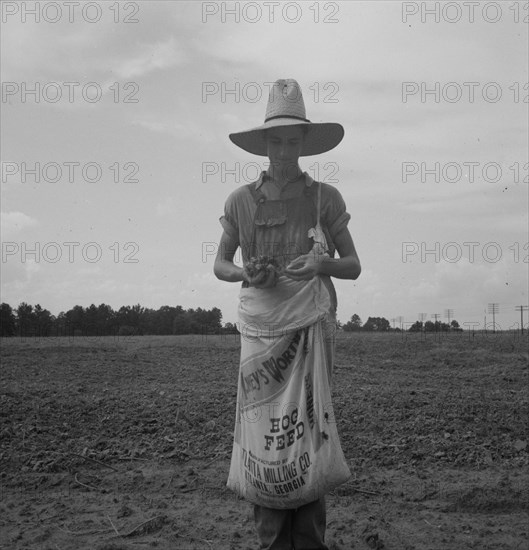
[214,78,361,550]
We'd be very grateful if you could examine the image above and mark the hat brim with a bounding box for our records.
[229,118,344,157]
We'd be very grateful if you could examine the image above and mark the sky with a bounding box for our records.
[1,0,528,329]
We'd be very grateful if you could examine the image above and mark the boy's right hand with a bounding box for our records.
[242,266,278,288]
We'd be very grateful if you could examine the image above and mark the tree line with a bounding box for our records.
[0,303,465,338]
[0,302,223,337]
[342,314,462,332]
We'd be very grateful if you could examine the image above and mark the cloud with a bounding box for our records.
[1,211,38,238]
[407,257,526,317]
[115,36,186,79]
[1,257,41,304]
[131,118,187,138]
[25,259,41,280]
[130,114,214,144]
[155,197,178,217]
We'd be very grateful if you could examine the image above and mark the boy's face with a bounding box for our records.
[265,126,305,179]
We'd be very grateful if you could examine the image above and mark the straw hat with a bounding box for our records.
[229,79,344,157]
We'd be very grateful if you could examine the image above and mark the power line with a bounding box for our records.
[488,303,499,333]
[444,309,454,325]
[515,305,529,334]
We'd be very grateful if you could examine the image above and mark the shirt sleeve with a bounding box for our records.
[321,184,351,241]
[219,189,240,243]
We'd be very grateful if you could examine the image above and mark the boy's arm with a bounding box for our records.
[213,230,245,283]
[319,227,361,280]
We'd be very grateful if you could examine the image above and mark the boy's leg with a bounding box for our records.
[291,497,329,550]
[254,505,293,550]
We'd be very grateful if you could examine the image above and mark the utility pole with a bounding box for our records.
[431,313,441,332]
[396,316,404,330]
[488,303,499,333]
[444,308,454,328]
[515,305,529,334]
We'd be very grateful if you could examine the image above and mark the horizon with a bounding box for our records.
[2,298,526,333]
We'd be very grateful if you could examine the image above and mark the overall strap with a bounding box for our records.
[317,180,322,226]
[247,182,266,263]
[304,179,322,226]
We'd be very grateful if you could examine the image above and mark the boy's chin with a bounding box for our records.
[270,163,301,178]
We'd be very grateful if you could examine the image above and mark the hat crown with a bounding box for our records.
[265,79,307,122]
[229,77,344,156]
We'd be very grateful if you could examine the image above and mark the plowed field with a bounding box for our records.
[1,331,528,549]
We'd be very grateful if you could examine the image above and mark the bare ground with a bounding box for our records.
[1,331,528,549]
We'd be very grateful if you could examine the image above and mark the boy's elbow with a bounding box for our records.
[351,260,361,280]
[213,260,223,281]
[214,257,233,282]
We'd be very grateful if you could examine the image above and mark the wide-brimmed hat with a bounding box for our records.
[229,79,344,157]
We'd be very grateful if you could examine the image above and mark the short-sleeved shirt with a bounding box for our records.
[220,171,351,268]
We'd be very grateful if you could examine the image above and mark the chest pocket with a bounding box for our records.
[254,200,287,227]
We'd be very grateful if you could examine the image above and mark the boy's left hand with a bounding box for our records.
[284,253,325,281]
